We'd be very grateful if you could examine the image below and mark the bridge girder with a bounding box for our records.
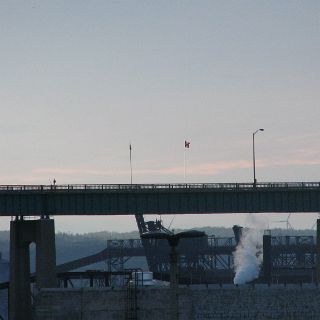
[0,183,319,216]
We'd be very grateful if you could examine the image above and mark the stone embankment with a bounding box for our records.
[35,284,320,320]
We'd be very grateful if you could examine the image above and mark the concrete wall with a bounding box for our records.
[35,284,320,320]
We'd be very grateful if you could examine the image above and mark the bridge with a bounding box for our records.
[4,181,320,320]
[0,182,320,216]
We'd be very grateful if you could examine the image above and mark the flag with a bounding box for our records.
[185,140,190,148]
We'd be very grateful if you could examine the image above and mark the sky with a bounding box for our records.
[0,1,319,233]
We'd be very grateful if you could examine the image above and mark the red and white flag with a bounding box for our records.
[185,140,190,148]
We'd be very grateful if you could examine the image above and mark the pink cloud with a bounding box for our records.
[1,155,319,185]
[258,158,320,168]
[30,156,320,179]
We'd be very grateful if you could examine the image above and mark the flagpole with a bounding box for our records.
[184,140,190,184]
[129,143,133,185]
[184,145,186,184]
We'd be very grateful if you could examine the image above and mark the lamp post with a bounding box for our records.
[141,230,206,320]
[253,128,264,187]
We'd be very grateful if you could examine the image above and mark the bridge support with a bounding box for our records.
[9,217,56,320]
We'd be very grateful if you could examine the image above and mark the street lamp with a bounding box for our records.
[141,230,206,320]
[253,128,264,187]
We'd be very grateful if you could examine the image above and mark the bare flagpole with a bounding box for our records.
[129,143,133,185]
[183,148,187,183]
[184,144,186,184]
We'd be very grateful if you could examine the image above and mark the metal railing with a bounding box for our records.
[0,182,319,192]
[107,239,143,249]
[106,236,237,249]
[271,236,315,246]
[208,236,236,247]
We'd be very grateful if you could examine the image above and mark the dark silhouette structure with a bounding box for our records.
[141,230,206,320]
[0,182,320,216]
[2,182,320,319]
[9,217,56,320]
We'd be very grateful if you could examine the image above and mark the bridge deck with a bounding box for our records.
[0,182,319,216]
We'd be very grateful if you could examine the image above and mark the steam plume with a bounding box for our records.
[233,214,267,285]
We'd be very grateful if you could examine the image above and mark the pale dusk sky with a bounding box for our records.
[0,1,319,232]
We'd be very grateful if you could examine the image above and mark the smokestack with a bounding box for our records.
[232,225,243,245]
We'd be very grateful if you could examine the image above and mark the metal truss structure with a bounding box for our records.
[56,270,139,289]
[51,213,318,284]
[271,236,315,269]
[135,215,317,283]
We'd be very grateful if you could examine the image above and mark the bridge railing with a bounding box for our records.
[0,182,319,192]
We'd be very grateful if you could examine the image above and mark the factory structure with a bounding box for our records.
[1,215,320,319]
[34,217,320,319]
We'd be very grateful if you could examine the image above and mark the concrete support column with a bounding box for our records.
[9,220,33,320]
[36,219,56,288]
[9,218,56,320]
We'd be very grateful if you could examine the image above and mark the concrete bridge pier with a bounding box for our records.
[9,217,56,320]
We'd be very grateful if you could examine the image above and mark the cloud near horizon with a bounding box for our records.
[1,155,319,184]
[28,156,320,179]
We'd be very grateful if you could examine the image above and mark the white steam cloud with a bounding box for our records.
[233,214,268,285]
